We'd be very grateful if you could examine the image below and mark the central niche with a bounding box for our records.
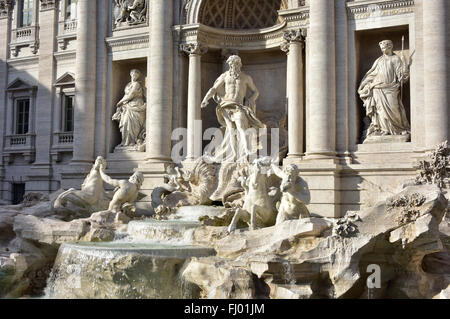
[199,0,288,29]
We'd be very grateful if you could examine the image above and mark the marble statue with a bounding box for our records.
[151,164,191,210]
[112,69,146,150]
[152,158,217,218]
[53,156,111,215]
[271,163,309,225]
[98,164,144,215]
[227,158,278,232]
[114,0,147,27]
[201,55,266,163]
[358,40,411,141]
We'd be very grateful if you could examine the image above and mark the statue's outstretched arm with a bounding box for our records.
[270,164,285,179]
[99,166,120,188]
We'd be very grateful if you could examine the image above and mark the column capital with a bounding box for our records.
[0,0,13,19]
[180,42,208,56]
[281,29,305,53]
[40,0,57,12]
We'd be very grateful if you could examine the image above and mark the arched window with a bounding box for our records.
[199,0,288,30]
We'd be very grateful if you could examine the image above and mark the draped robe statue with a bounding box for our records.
[112,69,146,150]
[201,55,266,163]
[358,40,410,141]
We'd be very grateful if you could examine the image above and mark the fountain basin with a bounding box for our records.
[127,219,201,242]
[45,242,216,299]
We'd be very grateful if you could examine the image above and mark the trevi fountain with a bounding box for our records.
[0,0,448,300]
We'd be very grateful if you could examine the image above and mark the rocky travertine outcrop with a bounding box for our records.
[0,193,126,298]
[182,184,449,299]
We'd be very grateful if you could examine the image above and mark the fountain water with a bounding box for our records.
[43,206,222,299]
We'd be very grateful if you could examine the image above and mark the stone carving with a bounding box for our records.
[358,40,411,143]
[227,158,279,232]
[281,29,304,52]
[201,55,266,163]
[387,193,427,226]
[180,42,208,56]
[151,164,191,211]
[0,0,13,18]
[113,0,147,28]
[53,157,111,215]
[40,0,57,11]
[333,211,361,237]
[415,141,450,189]
[152,158,217,218]
[271,163,309,225]
[98,164,144,218]
[112,69,146,151]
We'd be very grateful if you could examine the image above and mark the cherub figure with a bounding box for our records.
[271,163,309,225]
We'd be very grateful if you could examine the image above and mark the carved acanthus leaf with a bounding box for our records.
[180,42,208,56]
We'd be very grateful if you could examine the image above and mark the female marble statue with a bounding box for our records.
[358,40,410,140]
[112,69,146,148]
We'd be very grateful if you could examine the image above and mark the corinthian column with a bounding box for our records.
[181,42,207,161]
[281,29,305,159]
[71,0,97,166]
[147,0,174,162]
[423,0,449,148]
[307,0,336,159]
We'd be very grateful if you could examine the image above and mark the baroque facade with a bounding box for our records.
[0,0,448,218]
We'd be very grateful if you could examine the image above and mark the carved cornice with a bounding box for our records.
[176,22,288,51]
[278,7,309,28]
[0,0,13,19]
[105,33,149,51]
[180,42,208,56]
[40,0,57,12]
[347,0,415,20]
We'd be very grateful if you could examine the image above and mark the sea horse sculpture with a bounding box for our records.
[152,158,217,219]
[53,157,111,216]
[227,157,279,232]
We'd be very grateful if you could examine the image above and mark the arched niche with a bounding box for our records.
[186,0,288,28]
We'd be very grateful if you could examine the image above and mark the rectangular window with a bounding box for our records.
[19,0,33,28]
[64,95,74,132]
[65,0,77,20]
[15,99,30,135]
[12,183,25,205]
